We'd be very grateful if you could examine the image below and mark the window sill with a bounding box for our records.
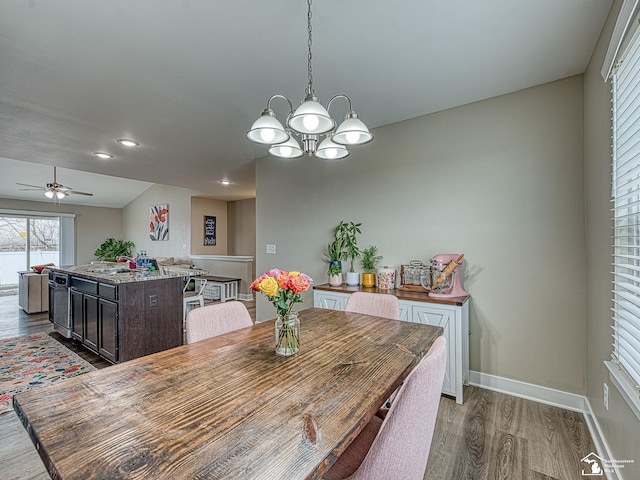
[604,360,640,422]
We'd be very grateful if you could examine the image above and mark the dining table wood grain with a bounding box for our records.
[13,307,443,480]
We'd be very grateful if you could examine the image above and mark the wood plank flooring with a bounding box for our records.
[425,387,597,479]
[0,295,595,480]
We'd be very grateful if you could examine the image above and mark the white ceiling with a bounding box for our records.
[0,0,613,207]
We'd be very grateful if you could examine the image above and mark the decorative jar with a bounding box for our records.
[376,267,396,289]
[275,312,300,356]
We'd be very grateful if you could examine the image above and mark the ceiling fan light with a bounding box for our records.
[268,135,304,158]
[55,190,66,199]
[315,136,349,160]
[332,116,374,146]
[44,190,55,199]
[289,97,335,135]
[246,110,289,145]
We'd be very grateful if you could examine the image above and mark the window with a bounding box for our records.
[0,209,75,287]
[610,26,640,419]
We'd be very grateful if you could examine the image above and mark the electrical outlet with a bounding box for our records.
[266,244,276,254]
[149,295,158,307]
[604,382,609,410]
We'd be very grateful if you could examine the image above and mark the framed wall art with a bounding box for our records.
[204,215,216,246]
[150,204,169,241]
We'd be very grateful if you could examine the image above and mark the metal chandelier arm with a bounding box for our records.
[266,94,294,115]
[326,94,353,115]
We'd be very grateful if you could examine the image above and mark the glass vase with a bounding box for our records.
[275,311,300,356]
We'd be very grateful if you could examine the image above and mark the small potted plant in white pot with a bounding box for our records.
[335,221,362,286]
[360,245,382,288]
[325,238,344,286]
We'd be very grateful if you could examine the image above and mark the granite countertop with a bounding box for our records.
[50,263,208,284]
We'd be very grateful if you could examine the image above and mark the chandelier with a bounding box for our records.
[246,0,373,159]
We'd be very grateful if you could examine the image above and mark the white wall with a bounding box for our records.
[256,75,586,395]
[122,184,206,259]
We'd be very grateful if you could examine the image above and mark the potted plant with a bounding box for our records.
[334,221,362,286]
[94,238,135,262]
[325,238,344,286]
[360,245,382,287]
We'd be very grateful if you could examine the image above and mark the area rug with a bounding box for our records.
[0,332,96,415]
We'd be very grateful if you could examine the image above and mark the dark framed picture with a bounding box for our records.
[204,215,216,246]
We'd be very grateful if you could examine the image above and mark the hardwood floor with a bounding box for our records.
[425,387,596,479]
[1,295,595,480]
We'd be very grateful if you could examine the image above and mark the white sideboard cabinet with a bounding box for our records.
[314,284,470,404]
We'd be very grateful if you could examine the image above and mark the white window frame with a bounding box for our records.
[608,23,640,421]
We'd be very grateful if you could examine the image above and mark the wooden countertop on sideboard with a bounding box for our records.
[313,283,470,306]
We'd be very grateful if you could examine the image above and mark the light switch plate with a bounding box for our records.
[266,244,276,254]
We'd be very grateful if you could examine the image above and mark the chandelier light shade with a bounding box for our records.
[268,133,304,158]
[315,135,349,160]
[332,113,374,146]
[246,0,372,159]
[246,109,289,145]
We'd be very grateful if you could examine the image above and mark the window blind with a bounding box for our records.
[612,26,640,397]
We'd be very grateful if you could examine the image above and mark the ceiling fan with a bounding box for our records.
[17,166,93,200]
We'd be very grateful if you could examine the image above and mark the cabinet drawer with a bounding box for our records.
[70,277,98,295]
[99,283,118,301]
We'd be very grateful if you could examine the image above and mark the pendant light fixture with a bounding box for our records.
[246,0,373,159]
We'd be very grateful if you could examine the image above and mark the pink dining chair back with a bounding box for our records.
[185,301,254,344]
[344,292,400,320]
[329,335,447,480]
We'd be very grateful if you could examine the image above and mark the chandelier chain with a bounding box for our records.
[306,0,313,96]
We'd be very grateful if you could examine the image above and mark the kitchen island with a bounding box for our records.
[49,264,206,363]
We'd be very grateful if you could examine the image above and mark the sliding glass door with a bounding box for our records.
[0,215,60,288]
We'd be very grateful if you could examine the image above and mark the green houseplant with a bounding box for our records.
[335,221,362,285]
[325,238,344,286]
[94,238,135,262]
[360,245,383,287]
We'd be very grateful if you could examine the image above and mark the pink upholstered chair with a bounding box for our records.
[185,301,254,344]
[323,335,447,480]
[344,292,400,320]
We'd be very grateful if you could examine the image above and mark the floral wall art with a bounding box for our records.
[150,204,169,241]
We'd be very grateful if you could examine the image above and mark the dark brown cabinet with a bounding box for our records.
[98,298,118,363]
[84,294,99,351]
[70,289,84,341]
[70,277,101,355]
[67,274,182,363]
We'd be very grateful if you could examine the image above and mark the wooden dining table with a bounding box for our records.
[14,307,442,480]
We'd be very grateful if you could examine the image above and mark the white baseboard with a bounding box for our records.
[583,398,620,480]
[469,370,586,411]
[469,370,619,480]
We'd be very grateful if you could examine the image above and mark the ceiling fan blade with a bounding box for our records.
[18,188,45,191]
[69,190,94,196]
[16,182,44,189]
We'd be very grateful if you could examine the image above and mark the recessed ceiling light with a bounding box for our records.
[219,180,232,185]
[93,152,114,159]
[117,139,140,147]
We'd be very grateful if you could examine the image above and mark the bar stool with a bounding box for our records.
[183,278,207,330]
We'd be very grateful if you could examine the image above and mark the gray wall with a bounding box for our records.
[256,75,586,394]
[0,198,124,264]
[585,0,640,475]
